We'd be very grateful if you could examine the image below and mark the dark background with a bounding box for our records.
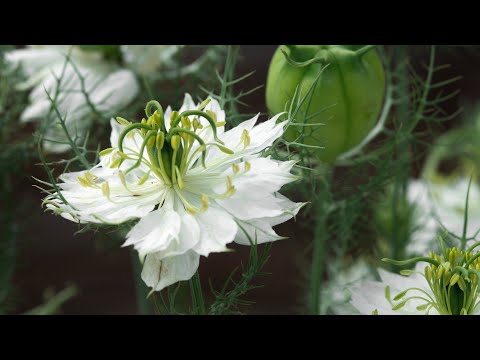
[10,45,480,314]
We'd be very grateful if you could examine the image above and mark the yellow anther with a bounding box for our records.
[110,157,122,169]
[171,135,181,151]
[193,118,200,131]
[137,171,151,185]
[170,111,179,125]
[181,116,191,129]
[101,182,110,198]
[115,117,131,126]
[180,132,190,143]
[450,273,460,286]
[117,151,129,160]
[156,131,165,151]
[241,129,251,148]
[244,161,251,173]
[186,207,197,215]
[444,272,451,284]
[147,135,156,148]
[223,176,237,197]
[425,266,432,282]
[99,148,114,156]
[84,172,98,185]
[198,98,211,110]
[201,194,209,211]
[153,110,162,128]
[372,309,378,315]
[77,175,89,187]
[216,121,226,127]
[437,265,444,280]
[215,144,234,154]
[206,110,217,122]
[232,164,240,174]
[141,118,148,135]
[384,286,391,301]
[118,170,127,188]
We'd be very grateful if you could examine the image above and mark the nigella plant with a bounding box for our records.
[351,178,480,315]
[41,93,304,310]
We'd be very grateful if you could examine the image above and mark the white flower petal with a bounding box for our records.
[141,250,200,292]
[124,206,181,257]
[121,45,178,75]
[234,195,305,245]
[193,207,238,256]
[351,281,399,315]
[5,48,66,89]
[90,69,139,115]
[216,188,292,221]
[50,168,163,224]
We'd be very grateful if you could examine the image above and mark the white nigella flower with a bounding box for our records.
[44,94,304,291]
[406,178,479,255]
[350,243,480,315]
[321,258,374,315]
[120,45,182,75]
[5,45,143,153]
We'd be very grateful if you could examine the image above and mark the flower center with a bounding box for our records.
[384,242,480,315]
[80,99,249,215]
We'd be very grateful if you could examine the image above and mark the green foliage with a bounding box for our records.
[265,45,462,313]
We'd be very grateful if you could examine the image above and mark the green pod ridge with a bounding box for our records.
[266,45,386,163]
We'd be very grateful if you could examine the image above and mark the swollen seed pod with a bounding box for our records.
[266,45,386,163]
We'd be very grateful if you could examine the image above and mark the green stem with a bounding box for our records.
[309,177,331,315]
[130,250,153,315]
[461,175,474,251]
[189,271,206,315]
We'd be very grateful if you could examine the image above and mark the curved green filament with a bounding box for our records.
[172,110,224,144]
[118,123,154,153]
[145,100,163,118]
[125,131,157,175]
[452,266,469,278]
[145,100,165,132]
[382,256,441,268]
[468,269,480,279]
[465,252,480,268]
[205,142,234,155]
[467,241,480,254]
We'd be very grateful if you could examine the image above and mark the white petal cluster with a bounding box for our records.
[46,94,304,291]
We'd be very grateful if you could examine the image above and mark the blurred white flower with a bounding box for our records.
[45,94,304,291]
[121,45,182,75]
[406,178,479,255]
[5,45,140,153]
[320,258,374,314]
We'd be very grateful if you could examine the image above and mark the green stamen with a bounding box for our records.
[385,243,480,315]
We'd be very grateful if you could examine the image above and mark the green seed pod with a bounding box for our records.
[266,45,386,163]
